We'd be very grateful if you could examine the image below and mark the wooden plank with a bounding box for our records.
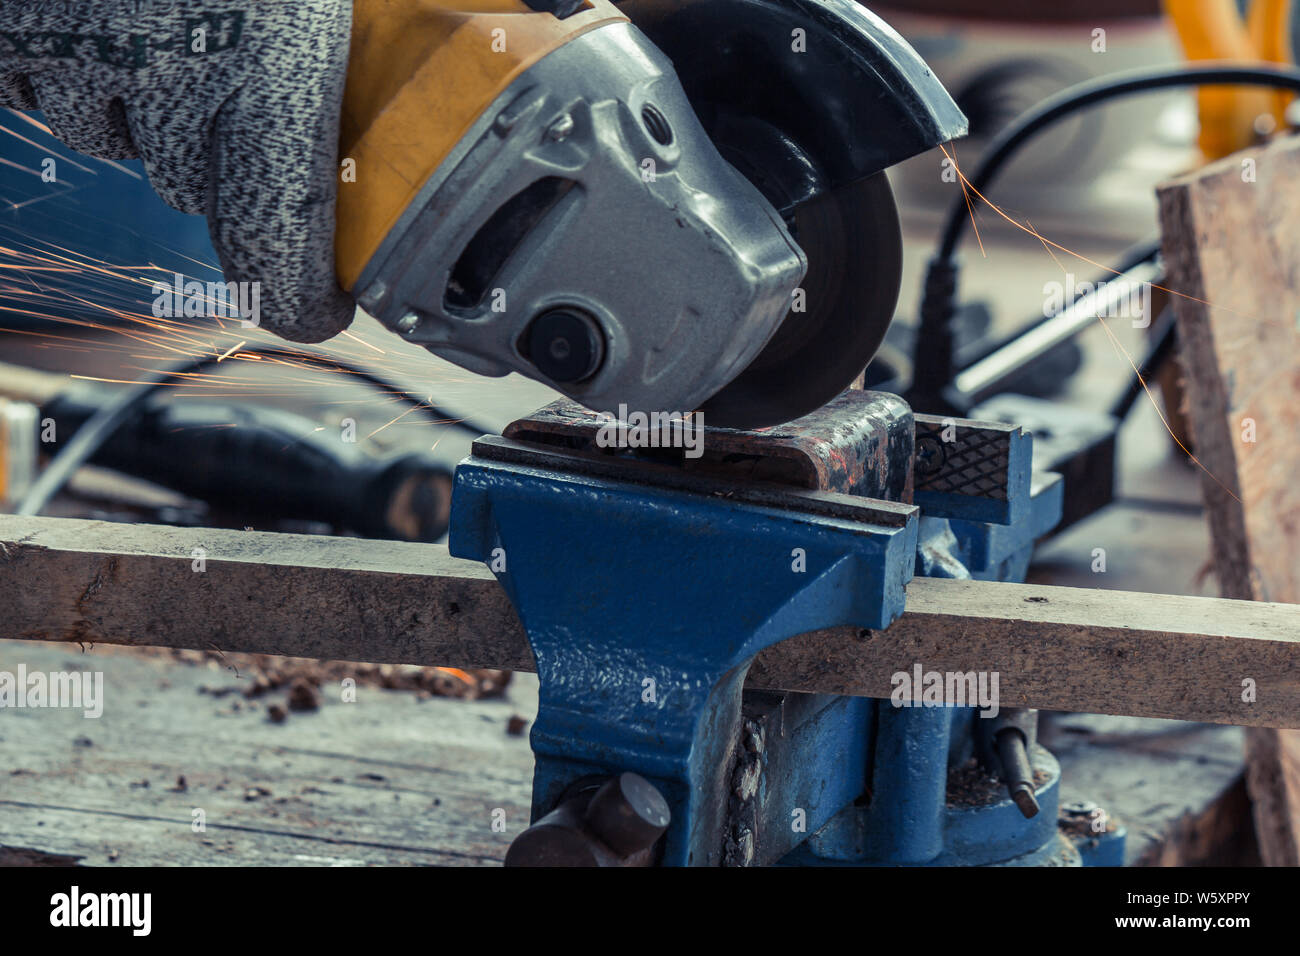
[752,581,1300,727]
[4,514,1300,728]
[1158,134,1300,864]
[0,513,534,671]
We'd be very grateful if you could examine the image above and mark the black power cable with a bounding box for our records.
[15,346,495,516]
[909,61,1300,414]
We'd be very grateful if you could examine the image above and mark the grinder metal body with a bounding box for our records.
[337,0,966,427]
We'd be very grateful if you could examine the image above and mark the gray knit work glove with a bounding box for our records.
[0,1,355,343]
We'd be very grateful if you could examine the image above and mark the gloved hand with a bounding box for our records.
[0,1,355,343]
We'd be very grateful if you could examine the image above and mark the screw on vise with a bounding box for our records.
[504,772,671,867]
[994,727,1039,819]
[979,709,1041,820]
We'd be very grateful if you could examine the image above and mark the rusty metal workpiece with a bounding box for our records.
[502,389,915,500]
[471,435,916,529]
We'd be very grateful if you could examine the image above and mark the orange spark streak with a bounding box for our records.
[937,143,1247,321]
[434,667,477,686]
[366,400,424,440]
[940,144,1243,505]
[216,340,246,362]
[341,329,386,354]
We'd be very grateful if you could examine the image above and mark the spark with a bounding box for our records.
[434,667,477,687]
[216,340,246,362]
[0,120,96,173]
[0,156,43,178]
[366,399,425,440]
[940,144,1243,505]
[341,329,385,354]
[94,157,144,181]
[8,184,90,212]
[1094,314,1240,504]
[946,142,986,257]
[5,109,52,135]
[937,142,1249,321]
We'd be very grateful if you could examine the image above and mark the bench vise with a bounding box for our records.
[450,390,1124,866]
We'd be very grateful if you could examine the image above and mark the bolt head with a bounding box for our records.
[546,113,575,142]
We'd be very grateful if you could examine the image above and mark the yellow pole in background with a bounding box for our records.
[1165,0,1294,158]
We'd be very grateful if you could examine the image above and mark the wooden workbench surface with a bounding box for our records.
[0,641,537,866]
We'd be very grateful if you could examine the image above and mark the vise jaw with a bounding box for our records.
[449,391,918,865]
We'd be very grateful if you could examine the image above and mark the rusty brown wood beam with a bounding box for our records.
[2,514,1298,728]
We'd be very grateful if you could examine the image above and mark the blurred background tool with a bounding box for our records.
[0,357,464,542]
[882,0,1184,238]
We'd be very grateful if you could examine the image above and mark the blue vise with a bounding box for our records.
[451,391,916,865]
[449,391,1120,866]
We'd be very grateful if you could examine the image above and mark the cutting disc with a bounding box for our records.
[701,172,903,429]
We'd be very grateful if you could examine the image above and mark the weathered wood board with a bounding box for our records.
[4,514,1300,728]
[1158,133,1300,865]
